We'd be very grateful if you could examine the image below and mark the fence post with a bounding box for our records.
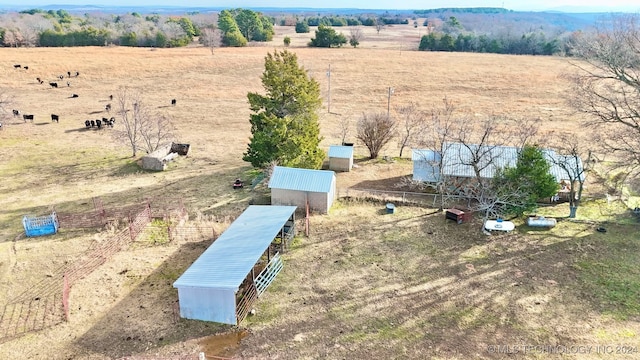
[129,215,134,242]
[62,273,70,322]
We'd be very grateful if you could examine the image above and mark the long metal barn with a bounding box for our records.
[173,205,297,325]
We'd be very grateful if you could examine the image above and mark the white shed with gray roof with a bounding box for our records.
[269,166,336,213]
[328,145,354,172]
[173,205,296,325]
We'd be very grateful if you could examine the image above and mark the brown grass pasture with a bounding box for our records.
[0,24,638,359]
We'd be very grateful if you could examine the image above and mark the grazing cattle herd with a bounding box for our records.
[5,64,176,133]
[84,117,115,129]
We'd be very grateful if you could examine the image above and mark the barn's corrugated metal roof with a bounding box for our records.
[412,149,442,162]
[440,142,585,182]
[328,145,354,159]
[268,166,335,193]
[173,205,297,291]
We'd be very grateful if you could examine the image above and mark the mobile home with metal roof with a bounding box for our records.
[412,149,442,183]
[268,166,336,214]
[173,205,296,325]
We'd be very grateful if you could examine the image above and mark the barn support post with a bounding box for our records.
[305,194,310,237]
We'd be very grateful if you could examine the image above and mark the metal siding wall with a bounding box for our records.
[271,188,306,208]
[177,287,237,325]
[272,185,335,213]
[329,157,350,172]
[308,192,327,214]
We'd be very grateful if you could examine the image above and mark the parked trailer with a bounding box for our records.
[23,212,59,237]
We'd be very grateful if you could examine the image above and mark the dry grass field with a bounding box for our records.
[0,24,638,359]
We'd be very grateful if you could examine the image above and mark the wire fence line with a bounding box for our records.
[337,187,471,209]
[0,194,221,344]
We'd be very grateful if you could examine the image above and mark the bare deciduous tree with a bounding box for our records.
[356,112,396,159]
[113,87,176,157]
[567,14,640,179]
[454,116,510,182]
[511,116,541,150]
[457,177,532,227]
[335,115,351,145]
[375,18,385,35]
[201,27,222,55]
[3,29,19,47]
[349,27,363,48]
[548,134,591,218]
[396,102,426,158]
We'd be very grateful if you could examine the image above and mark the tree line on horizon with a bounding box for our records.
[0,7,591,56]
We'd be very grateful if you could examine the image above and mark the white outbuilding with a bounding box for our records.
[328,145,354,172]
[268,166,336,214]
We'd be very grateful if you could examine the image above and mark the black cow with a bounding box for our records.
[23,66,28,70]
[12,109,19,117]
[109,94,113,101]
[105,104,111,112]
[71,94,79,98]
[59,75,64,80]
[36,77,43,84]
[90,120,95,127]
[75,71,80,77]
[67,81,70,87]
[49,82,58,88]
[51,114,59,123]
[23,114,34,122]
[96,119,102,129]
[171,99,177,106]
[13,64,20,68]
[67,71,71,78]
[85,120,91,128]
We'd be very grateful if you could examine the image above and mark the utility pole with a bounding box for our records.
[387,87,394,118]
[326,64,331,113]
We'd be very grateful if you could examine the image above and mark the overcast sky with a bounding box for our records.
[0,0,639,11]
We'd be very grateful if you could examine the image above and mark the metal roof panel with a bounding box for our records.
[268,166,336,193]
[173,205,297,291]
[328,145,354,159]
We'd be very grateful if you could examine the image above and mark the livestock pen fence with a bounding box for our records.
[337,188,471,209]
[56,197,189,229]
[0,204,153,342]
[0,196,206,343]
